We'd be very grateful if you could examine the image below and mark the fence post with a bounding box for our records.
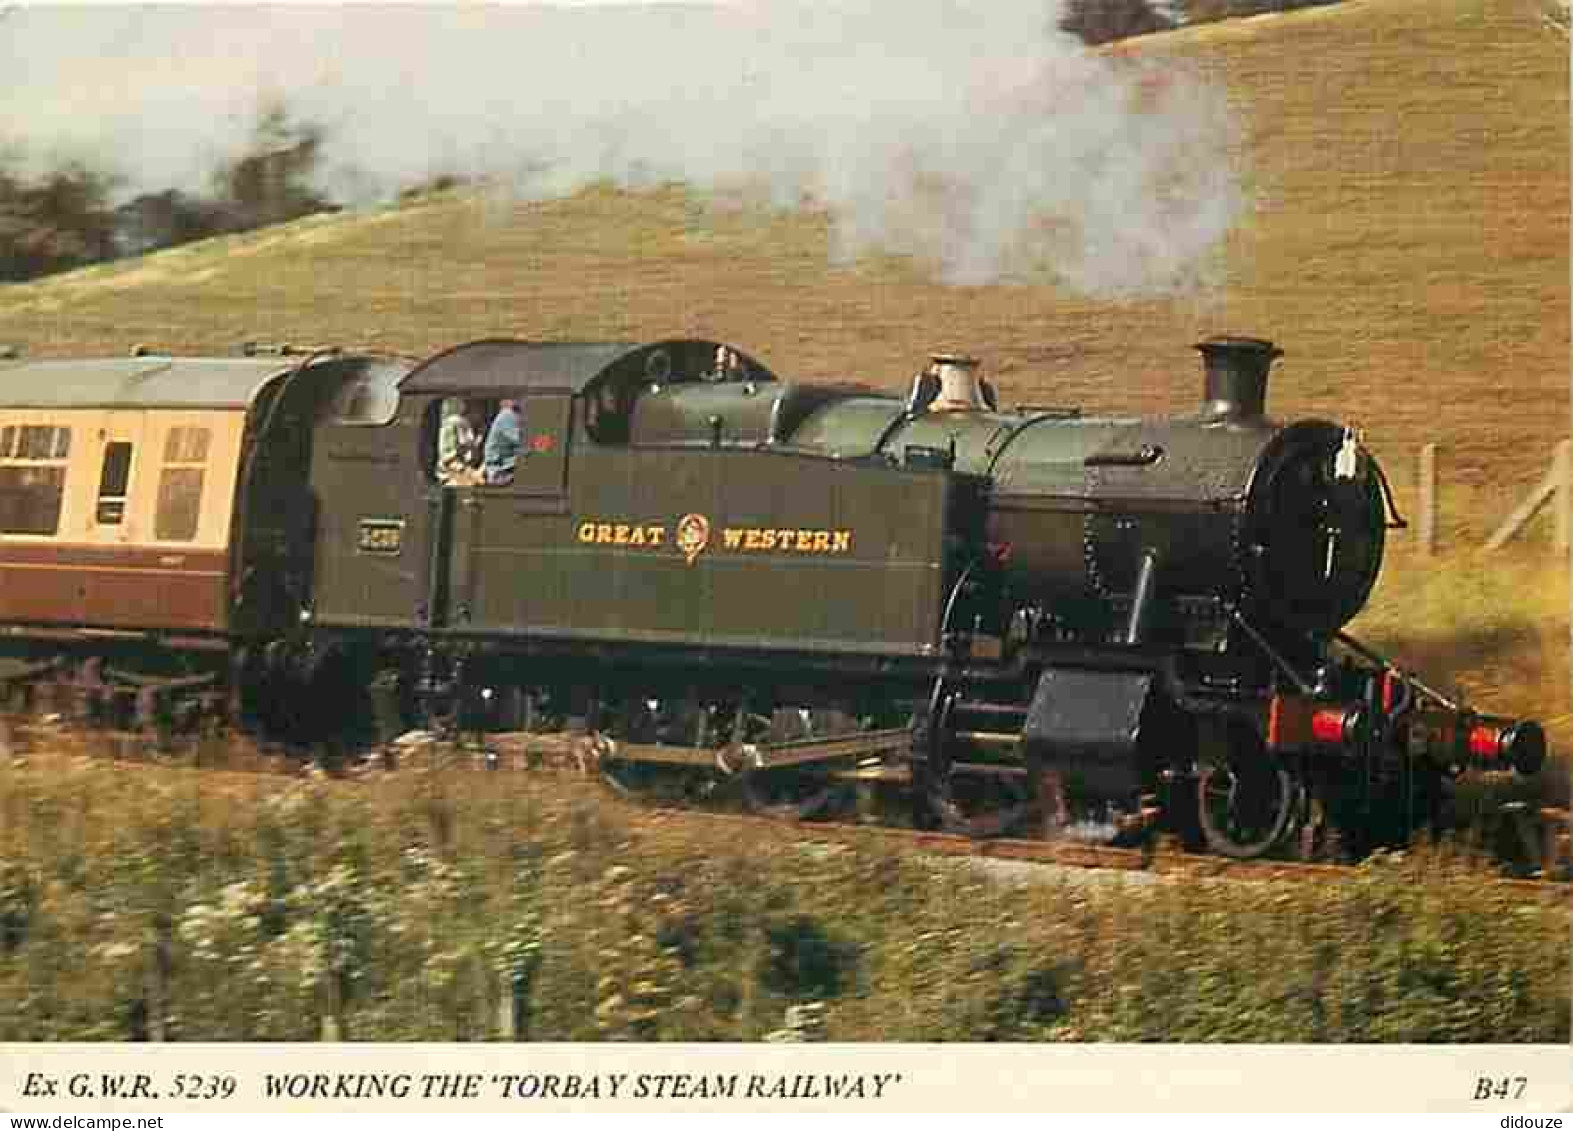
[497,988,516,1040]
[147,923,172,1042]
[1484,439,1571,551]
[1417,443,1437,555]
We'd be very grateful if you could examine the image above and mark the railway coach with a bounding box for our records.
[0,347,411,724]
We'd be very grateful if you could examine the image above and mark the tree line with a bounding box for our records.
[0,103,340,283]
[1060,0,1345,46]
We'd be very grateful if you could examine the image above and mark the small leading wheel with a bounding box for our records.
[1035,768,1150,847]
[1196,756,1299,859]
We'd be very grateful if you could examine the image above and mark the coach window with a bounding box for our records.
[155,426,210,541]
[0,424,70,535]
[95,441,134,525]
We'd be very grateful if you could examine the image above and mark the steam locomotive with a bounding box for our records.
[0,335,1545,858]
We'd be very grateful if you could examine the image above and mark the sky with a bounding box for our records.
[0,2,1246,295]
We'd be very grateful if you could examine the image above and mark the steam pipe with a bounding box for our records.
[1122,550,1160,645]
[1334,631,1458,711]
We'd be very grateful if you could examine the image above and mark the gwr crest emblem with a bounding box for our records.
[675,513,711,565]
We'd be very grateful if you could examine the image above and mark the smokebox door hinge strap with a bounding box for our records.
[1371,449,1409,530]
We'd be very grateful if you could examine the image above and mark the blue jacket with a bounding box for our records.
[483,405,522,481]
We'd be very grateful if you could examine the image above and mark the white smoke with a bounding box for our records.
[0,1,1244,296]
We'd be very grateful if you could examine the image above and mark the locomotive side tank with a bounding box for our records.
[302,339,972,665]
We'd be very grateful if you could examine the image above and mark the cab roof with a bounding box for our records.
[397,338,776,396]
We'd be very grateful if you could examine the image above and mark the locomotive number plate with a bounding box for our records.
[357,517,405,555]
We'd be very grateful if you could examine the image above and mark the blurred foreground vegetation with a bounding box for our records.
[1,755,1565,1043]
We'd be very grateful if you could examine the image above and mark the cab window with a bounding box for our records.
[426,398,495,486]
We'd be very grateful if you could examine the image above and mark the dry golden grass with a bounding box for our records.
[2,752,1567,1041]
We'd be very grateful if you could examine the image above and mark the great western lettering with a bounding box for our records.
[576,516,852,559]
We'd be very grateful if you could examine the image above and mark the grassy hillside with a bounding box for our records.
[0,0,1565,740]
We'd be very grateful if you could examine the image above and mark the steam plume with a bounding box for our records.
[0,2,1244,295]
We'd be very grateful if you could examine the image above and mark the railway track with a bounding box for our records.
[4,712,1567,901]
[644,806,1570,900]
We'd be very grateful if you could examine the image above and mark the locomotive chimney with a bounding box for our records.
[1195,336,1282,422]
[928,353,989,412]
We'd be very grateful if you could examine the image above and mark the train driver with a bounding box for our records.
[436,397,481,485]
[483,398,523,485]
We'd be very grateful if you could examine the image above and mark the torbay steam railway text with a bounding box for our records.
[0,335,1546,860]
